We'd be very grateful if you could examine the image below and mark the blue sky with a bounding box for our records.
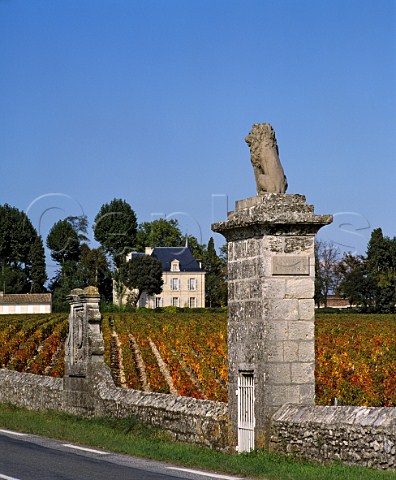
[1,0,395,272]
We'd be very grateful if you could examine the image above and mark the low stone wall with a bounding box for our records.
[271,404,396,470]
[0,369,63,411]
[0,367,229,451]
[1,368,396,467]
[92,367,229,449]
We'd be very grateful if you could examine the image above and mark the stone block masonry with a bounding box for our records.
[213,193,332,450]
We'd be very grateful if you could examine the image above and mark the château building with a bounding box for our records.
[114,241,205,308]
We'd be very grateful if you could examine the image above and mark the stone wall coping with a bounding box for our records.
[94,368,228,419]
[0,368,63,389]
[272,404,396,430]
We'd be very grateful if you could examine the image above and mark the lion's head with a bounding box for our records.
[245,123,277,150]
[245,123,279,168]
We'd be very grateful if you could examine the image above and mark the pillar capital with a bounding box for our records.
[212,194,332,240]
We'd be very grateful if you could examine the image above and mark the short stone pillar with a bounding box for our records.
[63,286,105,413]
[212,193,332,450]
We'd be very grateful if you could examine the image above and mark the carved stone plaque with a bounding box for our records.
[272,256,309,276]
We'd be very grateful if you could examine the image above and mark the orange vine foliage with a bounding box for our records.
[0,314,68,376]
[315,314,396,406]
[0,312,394,406]
[104,312,227,399]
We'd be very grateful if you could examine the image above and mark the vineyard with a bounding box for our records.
[0,312,395,406]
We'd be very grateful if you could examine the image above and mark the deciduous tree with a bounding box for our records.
[77,244,112,302]
[121,255,163,307]
[336,253,376,310]
[135,219,183,251]
[314,240,341,307]
[94,199,137,267]
[46,219,81,266]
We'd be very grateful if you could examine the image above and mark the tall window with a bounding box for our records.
[171,278,180,290]
[172,297,179,307]
[189,297,196,308]
[188,278,197,291]
[155,297,163,308]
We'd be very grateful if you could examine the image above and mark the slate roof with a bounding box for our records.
[151,246,203,272]
[0,293,52,304]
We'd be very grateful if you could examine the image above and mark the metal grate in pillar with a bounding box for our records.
[237,372,255,452]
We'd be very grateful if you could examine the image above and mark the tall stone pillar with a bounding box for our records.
[63,286,105,414]
[212,193,332,450]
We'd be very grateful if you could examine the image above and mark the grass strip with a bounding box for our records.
[0,403,394,480]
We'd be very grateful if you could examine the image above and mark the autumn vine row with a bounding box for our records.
[0,312,394,406]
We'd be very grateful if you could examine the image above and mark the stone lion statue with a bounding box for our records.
[245,123,288,194]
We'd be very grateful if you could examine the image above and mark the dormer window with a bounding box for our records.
[171,260,180,272]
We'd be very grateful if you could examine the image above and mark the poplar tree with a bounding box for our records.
[204,237,227,307]
[29,236,47,293]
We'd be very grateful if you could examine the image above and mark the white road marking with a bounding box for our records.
[0,429,26,437]
[62,443,109,455]
[0,474,22,480]
[166,467,243,480]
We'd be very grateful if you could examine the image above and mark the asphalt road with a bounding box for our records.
[0,429,244,480]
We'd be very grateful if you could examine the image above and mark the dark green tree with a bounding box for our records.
[336,253,376,310]
[121,255,163,307]
[135,218,204,259]
[46,219,82,310]
[135,219,183,251]
[204,237,227,307]
[94,199,137,267]
[48,260,80,311]
[29,236,47,293]
[46,219,81,266]
[366,228,396,312]
[0,266,29,294]
[366,228,392,274]
[135,217,205,273]
[218,242,228,306]
[66,215,89,243]
[0,203,46,293]
[77,244,112,302]
[186,235,206,264]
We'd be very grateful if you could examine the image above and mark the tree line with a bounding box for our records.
[4,200,394,313]
[0,200,227,310]
[315,228,396,313]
